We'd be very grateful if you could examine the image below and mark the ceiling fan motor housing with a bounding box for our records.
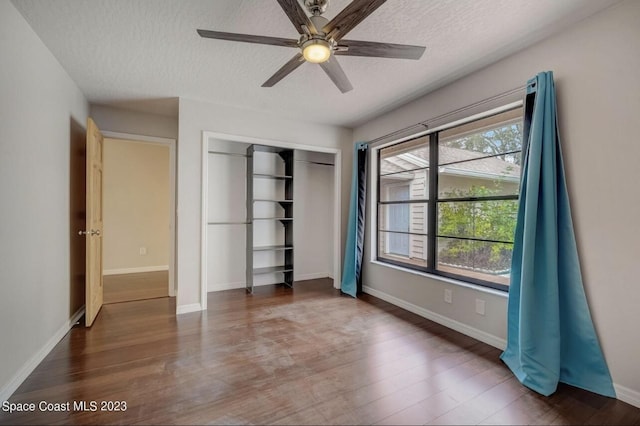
[309,15,329,36]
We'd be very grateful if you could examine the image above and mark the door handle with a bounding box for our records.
[78,229,101,236]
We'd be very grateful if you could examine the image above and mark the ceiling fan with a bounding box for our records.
[197,0,426,93]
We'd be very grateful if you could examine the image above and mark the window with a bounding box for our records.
[376,107,523,291]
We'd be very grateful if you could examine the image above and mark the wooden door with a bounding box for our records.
[85,118,104,326]
[70,118,87,316]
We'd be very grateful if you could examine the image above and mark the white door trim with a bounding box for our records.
[102,130,177,299]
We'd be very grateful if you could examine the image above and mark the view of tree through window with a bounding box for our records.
[377,107,523,291]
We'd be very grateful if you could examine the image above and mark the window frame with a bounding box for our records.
[374,105,524,292]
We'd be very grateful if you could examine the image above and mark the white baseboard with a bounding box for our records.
[208,281,245,293]
[176,303,203,315]
[614,383,640,408]
[295,272,331,281]
[0,306,85,402]
[103,265,168,276]
[362,285,507,350]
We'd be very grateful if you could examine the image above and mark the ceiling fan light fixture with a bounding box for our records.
[302,39,331,63]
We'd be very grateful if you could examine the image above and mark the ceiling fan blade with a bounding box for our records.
[262,53,306,87]
[336,39,425,60]
[322,0,387,41]
[276,0,317,34]
[319,56,353,93]
[197,29,298,48]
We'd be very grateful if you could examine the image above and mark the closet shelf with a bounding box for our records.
[253,245,293,251]
[253,199,293,203]
[253,265,294,275]
[253,173,292,180]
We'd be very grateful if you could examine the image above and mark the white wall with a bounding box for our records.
[178,98,353,310]
[90,104,178,140]
[103,138,170,273]
[293,156,334,281]
[0,2,89,401]
[353,0,640,405]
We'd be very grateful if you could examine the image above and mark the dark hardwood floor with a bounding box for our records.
[2,278,639,425]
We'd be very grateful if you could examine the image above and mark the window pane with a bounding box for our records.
[379,203,428,234]
[380,170,428,202]
[437,237,512,286]
[438,155,521,198]
[438,200,518,242]
[383,231,410,257]
[439,126,523,163]
[439,109,523,164]
[380,136,429,176]
[379,231,428,268]
[380,202,409,233]
[378,198,428,267]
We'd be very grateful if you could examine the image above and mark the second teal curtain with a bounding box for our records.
[501,71,615,398]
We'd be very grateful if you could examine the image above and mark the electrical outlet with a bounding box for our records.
[139,247,147,255]
[475,299,486,316]
[444,288,452,304]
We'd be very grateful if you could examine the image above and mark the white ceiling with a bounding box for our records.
[12,0,616,127]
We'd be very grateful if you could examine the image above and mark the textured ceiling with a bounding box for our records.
[12,0,616,127]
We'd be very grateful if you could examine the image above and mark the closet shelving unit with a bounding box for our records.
[246,145,294,293]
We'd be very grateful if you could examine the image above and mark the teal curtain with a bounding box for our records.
[501,72,615,398]
[341,142,368,297]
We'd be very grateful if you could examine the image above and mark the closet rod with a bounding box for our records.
[366,85,526,147]
[208,221,249,225]
[208,150,335,167]
[208,150,248,158]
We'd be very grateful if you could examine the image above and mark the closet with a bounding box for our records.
[205,139,335,293]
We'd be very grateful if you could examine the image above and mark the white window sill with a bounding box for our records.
[370,260,509,299]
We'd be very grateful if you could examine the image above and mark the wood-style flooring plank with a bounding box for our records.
[1,278,639,425]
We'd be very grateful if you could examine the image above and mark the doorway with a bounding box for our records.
[101,133,176,304]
